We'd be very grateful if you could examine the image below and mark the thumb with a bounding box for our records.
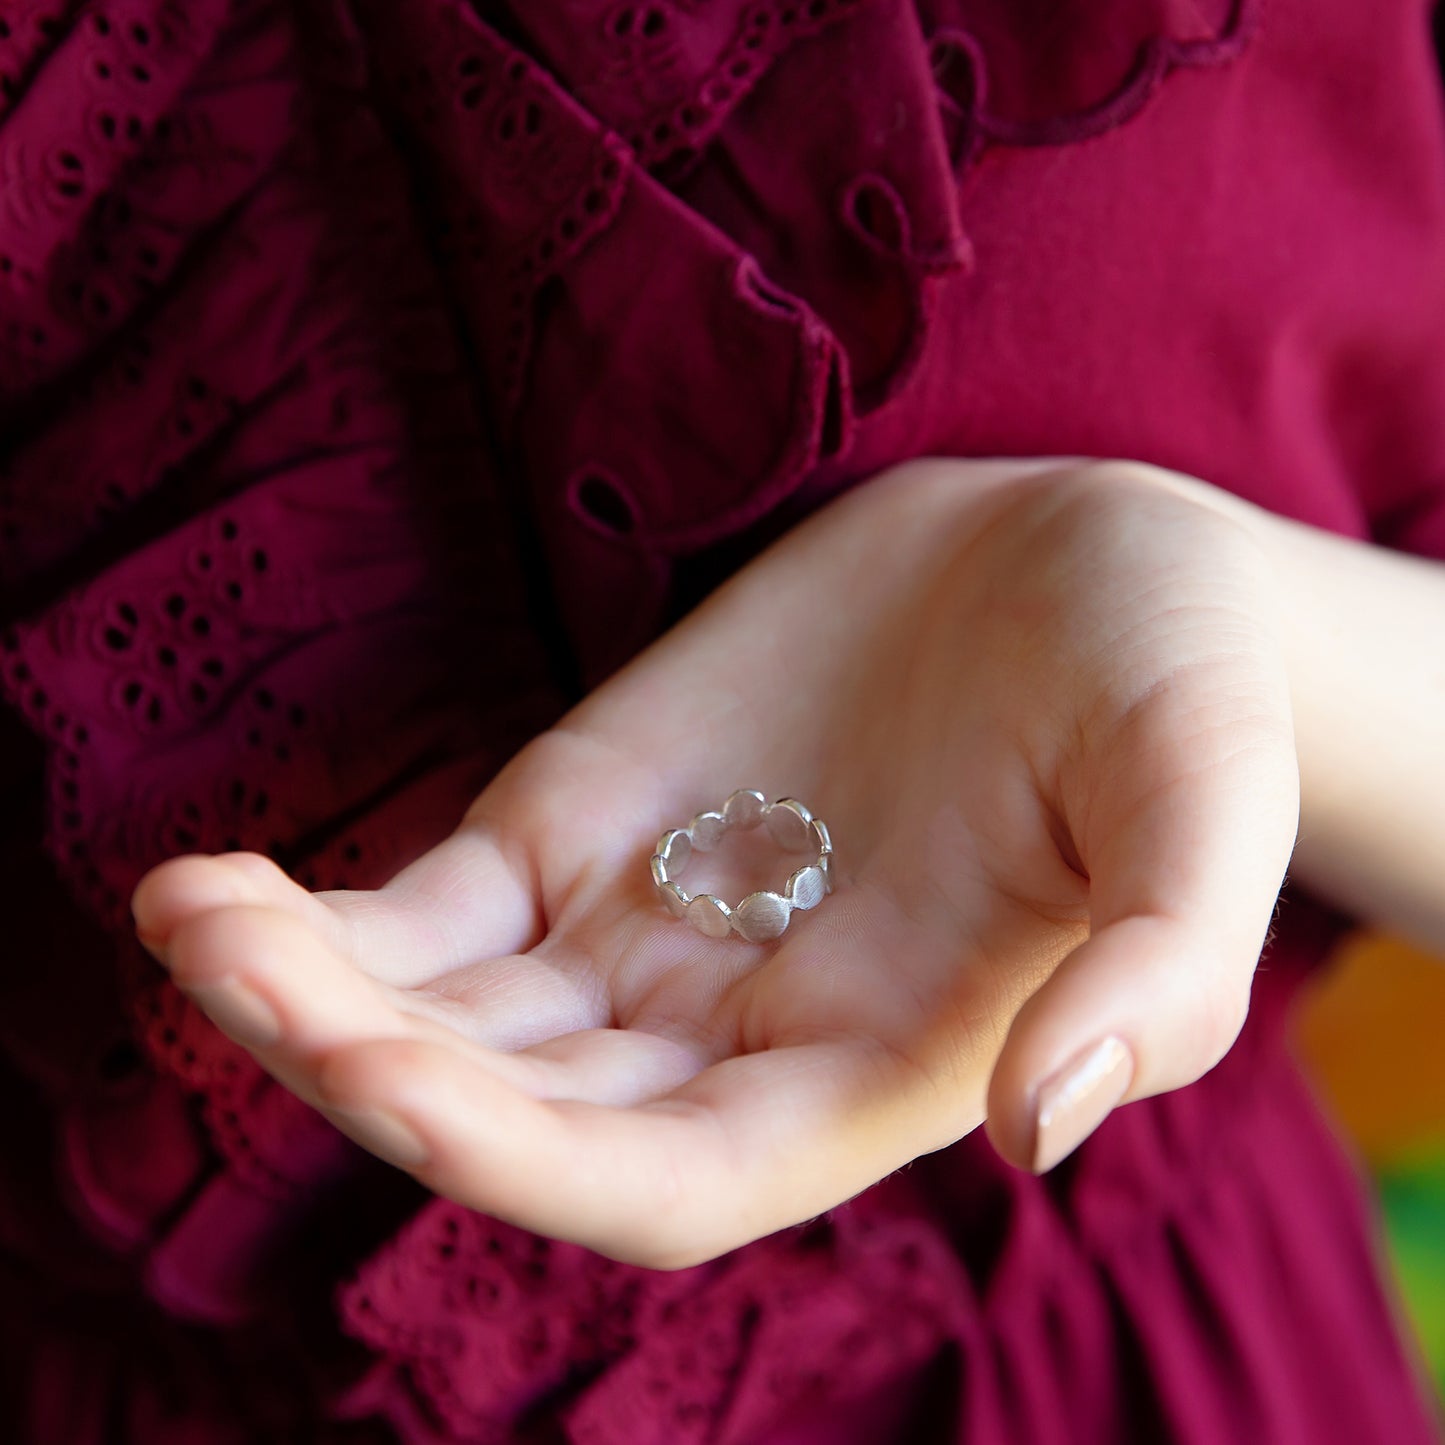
[985,678,1300,1172]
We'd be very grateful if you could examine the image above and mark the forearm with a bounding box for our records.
[1272,517,1445,952]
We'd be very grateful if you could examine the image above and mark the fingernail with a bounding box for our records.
[187,978,282,1049]
[333,1108,429,1170]
[1031,1035,1133,1173]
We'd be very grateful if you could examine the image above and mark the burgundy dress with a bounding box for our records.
[1,0,1443,1440]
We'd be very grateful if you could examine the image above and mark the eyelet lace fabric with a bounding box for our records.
[4,0,1445,1441]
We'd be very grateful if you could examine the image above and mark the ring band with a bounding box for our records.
[651,790,834,943]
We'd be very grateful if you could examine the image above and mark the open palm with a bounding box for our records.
[132,458,1299,1266]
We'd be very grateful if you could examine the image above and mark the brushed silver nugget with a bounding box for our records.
[651,790,834,943]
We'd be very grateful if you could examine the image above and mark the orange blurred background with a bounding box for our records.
[1296,933,1445,1400]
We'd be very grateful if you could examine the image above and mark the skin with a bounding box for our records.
[130,457,1445,1268]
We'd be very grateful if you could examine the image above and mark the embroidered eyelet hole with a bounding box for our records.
[656,148,698,186]
[929,33,980,114]
[640,8,666,37]
[117,676,163,725]
[842,175,910,256]
[460,84,485,110]
[55,149,85,198]
[568,468,640,539]
[495,99,536,143]
[606,5,637,38]
[91,15,110,36]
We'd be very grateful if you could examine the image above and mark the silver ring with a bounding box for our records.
[651,790,834,943]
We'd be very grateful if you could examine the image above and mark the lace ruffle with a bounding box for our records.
[922,0,1253,161]
[333,1194,963,1444]
[343,0,1260,683]
[0,0,558,1412]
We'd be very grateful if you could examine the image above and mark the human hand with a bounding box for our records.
[131,458,1299,1266]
